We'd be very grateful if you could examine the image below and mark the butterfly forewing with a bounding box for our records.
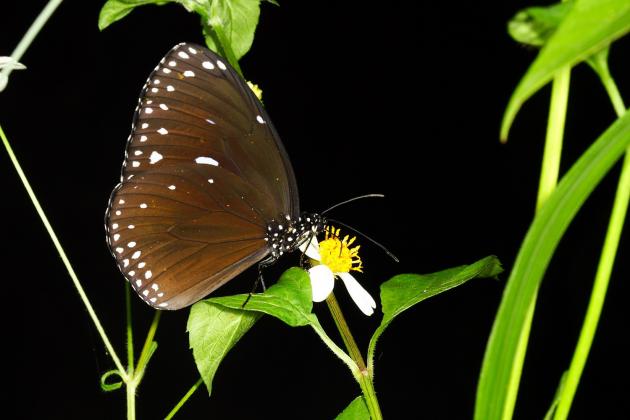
[106,43,299,309]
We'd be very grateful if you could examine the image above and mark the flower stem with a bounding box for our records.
[326,292,382,419]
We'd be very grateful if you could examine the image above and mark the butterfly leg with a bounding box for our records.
[242,256,275,307]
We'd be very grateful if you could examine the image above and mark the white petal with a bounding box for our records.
[338,272,377,316]
[298,236,321,261]
[308,265,335,302]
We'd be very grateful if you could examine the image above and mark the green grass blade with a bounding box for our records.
[501,0,630,140]
[475,109,630,420]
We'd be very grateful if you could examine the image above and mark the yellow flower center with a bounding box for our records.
[318,226,363,273]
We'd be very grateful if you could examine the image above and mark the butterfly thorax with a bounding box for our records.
[266,212,325,258]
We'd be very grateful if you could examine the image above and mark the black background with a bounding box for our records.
[2,1,628,419]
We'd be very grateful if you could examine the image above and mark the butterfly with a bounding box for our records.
[105,43,324,310]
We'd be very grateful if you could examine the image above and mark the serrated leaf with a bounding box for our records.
[367,256,502,367]
[475,110,630,420]
[336,396,370,420]
[501,0,630,139]
[207,267,313,326]
[187,301,261,395]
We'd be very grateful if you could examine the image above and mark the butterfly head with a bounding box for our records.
[266,212,326,259]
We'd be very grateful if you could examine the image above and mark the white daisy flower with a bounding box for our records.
[299,226,376,316]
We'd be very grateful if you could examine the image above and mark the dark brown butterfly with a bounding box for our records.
[105,43,324,310]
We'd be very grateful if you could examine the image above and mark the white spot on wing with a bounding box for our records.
[208,178,214,183]
[151,284,159,291]
[145,270,152,279]
[188,47,197,54]
[112,223,119,229]
[168,60,177,67]
[256,115,265,124]
[167,85,175,92]
[113,233,120,241]
[140,135,147,142]
[136,279,142,287]
[206,118,215,125]
[138,262,146,268]
[128,224,135,229]
[195,156,219,166]
[141,123,149,129]
[149,151,163,164]
[140,203,148,209]
[162,68,171,74]
[128,241,136,248]
[157,127,168,135]
[123,259,129,267]
[217,60,226,70]
[159,302,168,307]
[183,70,195,77]
[159,104,168,110]
[134,150,143,156]
[168,185,176,190]
[116,247,124,254]
[115,210,122,216]
[178,51,190,59]
[132,161,140,167]
[132,250,141,259]
[143,290,149,296]
[202,61,214,70]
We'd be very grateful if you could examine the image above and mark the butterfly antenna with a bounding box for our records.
[326,218,399,263]
[321,194,385,215]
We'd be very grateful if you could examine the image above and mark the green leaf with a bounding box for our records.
[99,0,170,30]
[100,0,264,63]
[187,268,314,394]
[188,267,358,393]
[508,1,574,47]
[367,256,503,369]
[336,396,370,420]
[475,110,630,420]
[501,0,630,139]
[203,0,262,61]
[187,301,261,395]
[206,267,313,326]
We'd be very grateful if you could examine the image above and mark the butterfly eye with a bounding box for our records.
[105,43,321,310]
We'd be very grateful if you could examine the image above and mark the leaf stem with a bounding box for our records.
[0,0,63,91]
[326,292,382,420]
[164,378,204,420]
[0,123,128,379]
[135,310,162,382]
[554,57,628,420]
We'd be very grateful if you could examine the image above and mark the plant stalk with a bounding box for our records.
[0,0,63,92]
[326,292,382,420]
[553,57,628,420]
[0,123,128,379]
[500,66,571,420]
[165,378,204,420]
